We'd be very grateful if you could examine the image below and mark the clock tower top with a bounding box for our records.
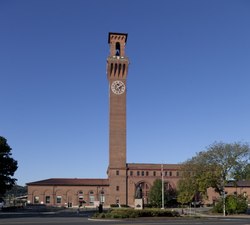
[107,33,129,80]
[108,32,128,57]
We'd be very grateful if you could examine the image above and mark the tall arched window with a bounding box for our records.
[99,190,105,204]
[115,42,120,56]
[135,182,151,204]
[122,64,126,76]
[110,63,113,75]
[89,191,95,205]
[78,191,84,206]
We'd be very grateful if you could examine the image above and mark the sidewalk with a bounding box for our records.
[175,207,250,219]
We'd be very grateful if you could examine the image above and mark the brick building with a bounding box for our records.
[27,32,181,207]
[27,32,249,208]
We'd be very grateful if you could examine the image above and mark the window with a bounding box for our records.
[116,186,119,191]
[146,171,149,176]
[99,191,105,203]
[56,196,62,204]
[116,170,119,175]
[34,196,39,204]
[45,196,50,204]
[153,171,156,176]
[165,171,168,176]
[130,171,133,176]
[137,171,140,176]
[176,171,179,176]
[78,191,84,204]
[142,171,144,176]
[89,191,95,204]
[169,171,172,176]
[89,196,95,203]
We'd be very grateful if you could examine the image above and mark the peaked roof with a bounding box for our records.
[27,178,109,186]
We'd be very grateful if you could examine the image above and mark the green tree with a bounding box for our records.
[5,185,27,197]
[181,142,250,194]
[177,177,196,206]
[148,179,162,208]
[0,136,18,197]
[179,142,250,215]
[148,179,175,208]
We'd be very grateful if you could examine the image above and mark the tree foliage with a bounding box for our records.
[0,136,18,197]
[5,185,27,197]
[178,142,250,200]
[177,177,196,205]
[148,179,176,208]
[233,164,250,181]
[212,194,248,214]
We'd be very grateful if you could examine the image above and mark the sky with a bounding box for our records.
[1,0,250,186]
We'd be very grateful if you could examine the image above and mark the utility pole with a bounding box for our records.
[222,171,226,217]
[223,188,226,216]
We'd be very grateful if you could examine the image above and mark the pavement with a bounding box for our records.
[1,207,250,219]
[176,207,250,219]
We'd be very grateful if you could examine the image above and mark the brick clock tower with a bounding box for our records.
[106,32,129,205]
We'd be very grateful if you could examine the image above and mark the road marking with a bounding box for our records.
[0,219,84,224]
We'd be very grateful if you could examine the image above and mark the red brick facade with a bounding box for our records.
[27,163,181,207]
[27,32,250,208]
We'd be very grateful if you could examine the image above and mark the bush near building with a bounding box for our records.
[212,194,248,215]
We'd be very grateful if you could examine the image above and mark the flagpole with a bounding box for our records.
[161,164,164,209]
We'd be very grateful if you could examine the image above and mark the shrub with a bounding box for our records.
[120,204,130,208]
[212,194,248,214]
[110,204,119,208]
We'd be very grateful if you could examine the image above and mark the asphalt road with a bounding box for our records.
[1,217,250,225]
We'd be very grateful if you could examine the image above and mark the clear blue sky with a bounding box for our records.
[1,0,250,186]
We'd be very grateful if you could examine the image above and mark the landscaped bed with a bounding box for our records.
[92,208,180,219]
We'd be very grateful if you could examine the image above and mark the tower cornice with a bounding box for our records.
[108,32,128,44]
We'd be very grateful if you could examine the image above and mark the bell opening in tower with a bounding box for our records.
[115,42,121,56]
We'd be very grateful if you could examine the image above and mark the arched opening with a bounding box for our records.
[118,64,121,76]
[110,63,113,75]
[99,190,105,204]
[115,42,120,56]
[55,190,63,205]
[114,63,117,75]
[135,181,151,204]
[44,189,52,205]
[122,64,126,76]
[78,191,85,207]
[89,191,95,205]
[32,190,40,204]
[65,190,74,207]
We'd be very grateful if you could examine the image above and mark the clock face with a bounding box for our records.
[111,80,125,95]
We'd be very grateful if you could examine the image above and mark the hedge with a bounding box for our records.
[92,208,180,219]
